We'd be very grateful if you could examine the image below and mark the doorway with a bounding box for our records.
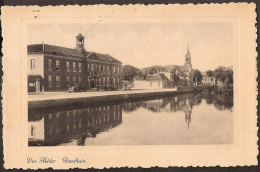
[90,80,95,88]
[35,80,40,92]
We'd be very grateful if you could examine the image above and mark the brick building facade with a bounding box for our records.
[28,33,122,92]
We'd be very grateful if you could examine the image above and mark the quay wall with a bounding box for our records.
[177,86,197,93]
[29,87,197,109]
[29,90,178,109]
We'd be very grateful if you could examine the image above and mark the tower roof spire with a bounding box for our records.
[187,44,190,54]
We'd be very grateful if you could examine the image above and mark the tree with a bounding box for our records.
[141,65,166,78]
[213,66,233,84]
[122,65,142,81]
[206,70,214,77]
[193,69,202,84]
[213,67,225,82]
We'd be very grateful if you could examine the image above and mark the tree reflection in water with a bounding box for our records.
[28,93,233,146]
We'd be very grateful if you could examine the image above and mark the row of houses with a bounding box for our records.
[28,33,123,92]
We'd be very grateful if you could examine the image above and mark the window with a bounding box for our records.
[118,78,120,84]
[73,62,76,72]
[73,76,76,86]
[113,67,116,73]
[88,64,90,71]
[56,60,60,71]
[79,77,82,85]
[30,59,35,70]
[113,78,115,85]
[48,75,52,87]
[107,66,110,73]
[56,76,60,87]
[66,62,70,72]
[103,77,105,84]
[158,82,161,87]
[48,59,52,70]
[66,76,70,87]
[91,64,94,72]
[103,65,105,73]
[99,65,101,72]
[79,63,82,72]
[118,67,120,74]
[107,77,109,85]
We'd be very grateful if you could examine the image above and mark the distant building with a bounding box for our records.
[169,45,194,86]
[134,72,178,89]
[201,72,216,85]
[217,79,224,87]
[133,45,194,89]
[28,33,122,92]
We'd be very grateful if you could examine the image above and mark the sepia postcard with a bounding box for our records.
[2,3,258,169]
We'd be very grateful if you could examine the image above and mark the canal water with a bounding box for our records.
[28,93,233,146]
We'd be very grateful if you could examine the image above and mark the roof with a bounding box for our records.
[145,73,170,81]
[76,33,84,38]
[86,52,122,64]
[28,44,122,64]
[28,44,86,58]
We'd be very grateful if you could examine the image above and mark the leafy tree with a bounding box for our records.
[193,69,202,83]
[213,66,233,84]
[122,65,142,81]
[206,70,214,77]
[213,67,225,82]
[141,65,166,78]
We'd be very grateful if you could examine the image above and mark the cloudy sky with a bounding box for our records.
[28,23,234,71]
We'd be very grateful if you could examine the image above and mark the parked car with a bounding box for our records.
[68,85,87,93]
[104,86,118,91]
[122,80,132,90]
[68,86,80,93]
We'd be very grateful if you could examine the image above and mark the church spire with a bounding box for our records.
[184,44,192,68]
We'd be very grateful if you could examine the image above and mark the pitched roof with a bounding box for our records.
[86,52,122,64]
[28,44,122,64]
[145,73,169,81]
[27,44,86,58]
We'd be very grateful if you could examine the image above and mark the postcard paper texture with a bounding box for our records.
[2,3,258,169]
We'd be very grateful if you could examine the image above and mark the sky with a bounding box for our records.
[27,23,234,71]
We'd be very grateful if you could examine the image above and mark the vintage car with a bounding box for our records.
[68,85,87,92]
[122,80,132,90]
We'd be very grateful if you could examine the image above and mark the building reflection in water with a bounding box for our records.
[121,93,232,129]
[29,93,233,146]
[29,104,122,146]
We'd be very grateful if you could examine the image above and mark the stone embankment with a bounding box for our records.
[28,87,196,109]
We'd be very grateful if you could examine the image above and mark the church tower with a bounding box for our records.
[184,44,192,68]
[76,32,87,54]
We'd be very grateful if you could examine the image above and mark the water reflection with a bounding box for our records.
[29,104,122,146]
[29,93,233,146]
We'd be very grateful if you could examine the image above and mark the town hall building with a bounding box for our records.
[28,33,123,92]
